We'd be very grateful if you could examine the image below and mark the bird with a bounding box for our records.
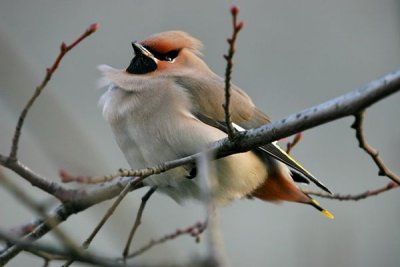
[98,30,334,219]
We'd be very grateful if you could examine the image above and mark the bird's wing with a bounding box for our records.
[176,74,331,193]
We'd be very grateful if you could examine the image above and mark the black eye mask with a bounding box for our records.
[144,46,181,62]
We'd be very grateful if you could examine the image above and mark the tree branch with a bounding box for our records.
[0,229,134,267]
[198,152,229,267]
[0,176,142,265]
[303,182,398,201]
[222,69,400,161]
[125,221,206,259]
[0,168,80,255]
[1,68,399,264]
[123,186,157,260]
[62,179,140,267]
[223,6,244,140]
[285,133,303,154]
[8,23,98,161]
[352,111,400,184]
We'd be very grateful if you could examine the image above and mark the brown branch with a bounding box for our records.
[352,111,400,184]
[303,182,398,201]
[0,168,80,254]
[8,23,99,161]
[62,179,139,267]
[0,176,143,265]
[198,151,229,267]
[0,155,71,200]
[60,168,120,184]
[0,229,131,267]
[125,221,206,259]
[82,180,137,248]
[223,6,244,140]
[123,186,157,260]
[285,132,303,154]
[60,167,152,184]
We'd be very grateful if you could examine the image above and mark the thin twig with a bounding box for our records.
[25,249,66,264]
[198,152,229,267]
[303,182,398,201]
[0,230,130,267]
[123,186,157,260]
[0,168,80,254]
[285,132,303,154]
[223,6,244,140]
[62,178,139,267]
[125,221,206,259]
[8,23,98,161]
[0,176,144,265]
[352,111,400,184]
[60,167,159,184]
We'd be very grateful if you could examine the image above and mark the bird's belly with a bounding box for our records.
[113,117,267,205]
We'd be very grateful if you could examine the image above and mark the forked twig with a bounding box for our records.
[62,178,138,267]
[125,221,206,259]
[0,229,126,267]
[223,6,244,140]
[285,132,303,154]
[0,168,80,254]
[8,23,99,161]
[122,186,157,260]
[352,111,400,185]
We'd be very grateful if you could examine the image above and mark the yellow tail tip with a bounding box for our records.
[321,209,335,219]
[310,199,335,219]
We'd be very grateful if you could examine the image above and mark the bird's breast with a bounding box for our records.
[100,84,267,205]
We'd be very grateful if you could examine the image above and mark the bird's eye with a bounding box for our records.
[163,50,180,62]
[144,46,180,62]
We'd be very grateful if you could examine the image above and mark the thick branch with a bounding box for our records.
[0,177,143,264]
[0,229,133,267]
[222,69,400,158]
[0,168,80,254]
[0,156,73,201]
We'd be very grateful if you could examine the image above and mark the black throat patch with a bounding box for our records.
[126,54,157,74]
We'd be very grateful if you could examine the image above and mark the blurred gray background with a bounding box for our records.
[1,1,399,266]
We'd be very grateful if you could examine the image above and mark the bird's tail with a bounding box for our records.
[308,197,335,219]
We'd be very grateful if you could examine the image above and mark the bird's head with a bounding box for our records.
[126,31,205,75]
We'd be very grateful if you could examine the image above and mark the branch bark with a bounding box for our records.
[222,70,400,161]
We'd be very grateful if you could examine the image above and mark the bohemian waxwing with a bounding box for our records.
[99,31,333,218]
